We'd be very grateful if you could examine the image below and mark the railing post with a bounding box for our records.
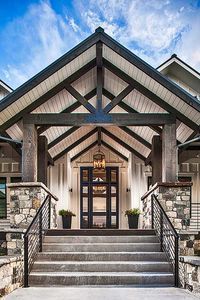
[175,236,179,287]
[24,235,29,287]
[151,195,154,229]
[160,210,163,251]
[39,210,43,252]
[48,196,51,229]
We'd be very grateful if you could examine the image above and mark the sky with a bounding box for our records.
[0,0,200,89]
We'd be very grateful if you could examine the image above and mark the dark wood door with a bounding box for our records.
[80,167,119,229]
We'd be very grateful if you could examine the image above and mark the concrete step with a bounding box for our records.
[44,235,158,244]
[46,229,156,236]
[29,272,174,286]
[42,242,160,252]
[37,251,167,262]
[32,261,172,273]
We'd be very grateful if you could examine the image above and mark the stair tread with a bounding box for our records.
[30,272,173,276]
[43,242,159,245]
[34,261,169,265]
[39,251,164,254]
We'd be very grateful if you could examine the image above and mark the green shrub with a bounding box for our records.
[58,209,76,217]
[125,208,141,216]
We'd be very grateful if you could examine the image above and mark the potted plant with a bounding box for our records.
[59,209,76,229]
[125,208,140,229]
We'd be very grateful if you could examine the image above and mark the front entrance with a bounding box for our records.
[80,167,119,229]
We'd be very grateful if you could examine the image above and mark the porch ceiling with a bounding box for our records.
[0,27,200,162]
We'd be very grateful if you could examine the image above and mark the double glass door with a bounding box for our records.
[80,167,119,229]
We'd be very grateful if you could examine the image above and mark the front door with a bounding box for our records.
[80,167,119,229]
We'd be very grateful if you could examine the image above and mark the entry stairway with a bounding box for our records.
[29,229,174,286]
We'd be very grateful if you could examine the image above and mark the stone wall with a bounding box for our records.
[0,255,23,297]
[142,182,192,232]
[4,183,58,256]
[179,256,200,294]
[179,232,200,256]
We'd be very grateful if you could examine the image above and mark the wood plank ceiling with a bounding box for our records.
[0,28,199,162]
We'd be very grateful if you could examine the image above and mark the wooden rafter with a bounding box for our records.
[0,59,96,132]
[101,127,146,161]
[102,88,162,135]
[48,127,80,150]
[119,126,151,149]
[97,127,101,146]
[53,127,98,161]
[96,41,103,111]
[103,58,199,131]
[65,83,96,113]
[101,140,128,162]
[71,141,98,162]
[103,85,134,113]
[38,88,96,135]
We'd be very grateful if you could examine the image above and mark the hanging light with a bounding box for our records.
[93,150,106,170]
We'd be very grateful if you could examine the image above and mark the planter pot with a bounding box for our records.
[62,215,72,229]
[127,215,139,229]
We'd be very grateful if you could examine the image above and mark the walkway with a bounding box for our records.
[5,287,200,300]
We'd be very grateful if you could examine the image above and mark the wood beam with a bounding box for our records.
[96,41,103,111]
[38,88,96,135]
[22,122,38,182]
[65,83,96,113]
[97,127,101,146]
[37,135,48,185]
[162,123,177,182]
[54,127,98,161]
[101,140,128,162]
[103,88,162,135]
[151,135,162,185]
[24,113,175,126]
[100,32,200,113]
[103,58,199,132]
[101,127,145,161]
[71,141,98,162]
[103,85,134,113]
[48,127,80,150]
[0,59,96,132]
[119,126,151,149]
[47,152,54,166]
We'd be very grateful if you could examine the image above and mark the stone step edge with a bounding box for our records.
[30,272,173,276]
[38,251,165,254]
[34,261,169,265]
[43,242,160,246]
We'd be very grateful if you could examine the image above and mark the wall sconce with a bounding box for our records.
[69,188,72,193]
[126,188,131,192]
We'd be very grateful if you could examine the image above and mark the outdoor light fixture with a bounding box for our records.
[93,150,106,169]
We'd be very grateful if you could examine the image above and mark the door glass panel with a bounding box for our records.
[83,198,88,212]
[111,186,116,194]
[93,169,106,182]
[93,216,107,228]
[111,169,117,182]
[111,216,116,228]
[82,216,88,228]
[82,169,89,182]
[0,178,6,219]
[82,186,88,195]
[93,186,107,212]
[111,197,116,212]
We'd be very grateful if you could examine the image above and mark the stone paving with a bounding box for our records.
[4,287,200,300]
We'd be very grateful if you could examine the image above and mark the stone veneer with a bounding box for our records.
[179,256,200,294]
[142,182,192,232]
[4,182,58,255]
[0,255,23,297]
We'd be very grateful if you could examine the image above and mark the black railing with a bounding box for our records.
[151,194,179,287]
[190,202,200,230]
[24,195,51,287]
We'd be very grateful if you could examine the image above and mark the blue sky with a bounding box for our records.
[0,0,200,89]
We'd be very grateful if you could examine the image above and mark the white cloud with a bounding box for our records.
[1,1,84,88]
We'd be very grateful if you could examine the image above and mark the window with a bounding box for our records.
[0,178,6,219]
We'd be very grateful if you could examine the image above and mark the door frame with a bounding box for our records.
[80,166,119,229]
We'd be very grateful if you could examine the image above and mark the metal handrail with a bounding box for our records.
[24,195,51,287]
[151,194,179,287]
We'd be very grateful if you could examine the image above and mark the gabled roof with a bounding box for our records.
[0,27,200,162]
